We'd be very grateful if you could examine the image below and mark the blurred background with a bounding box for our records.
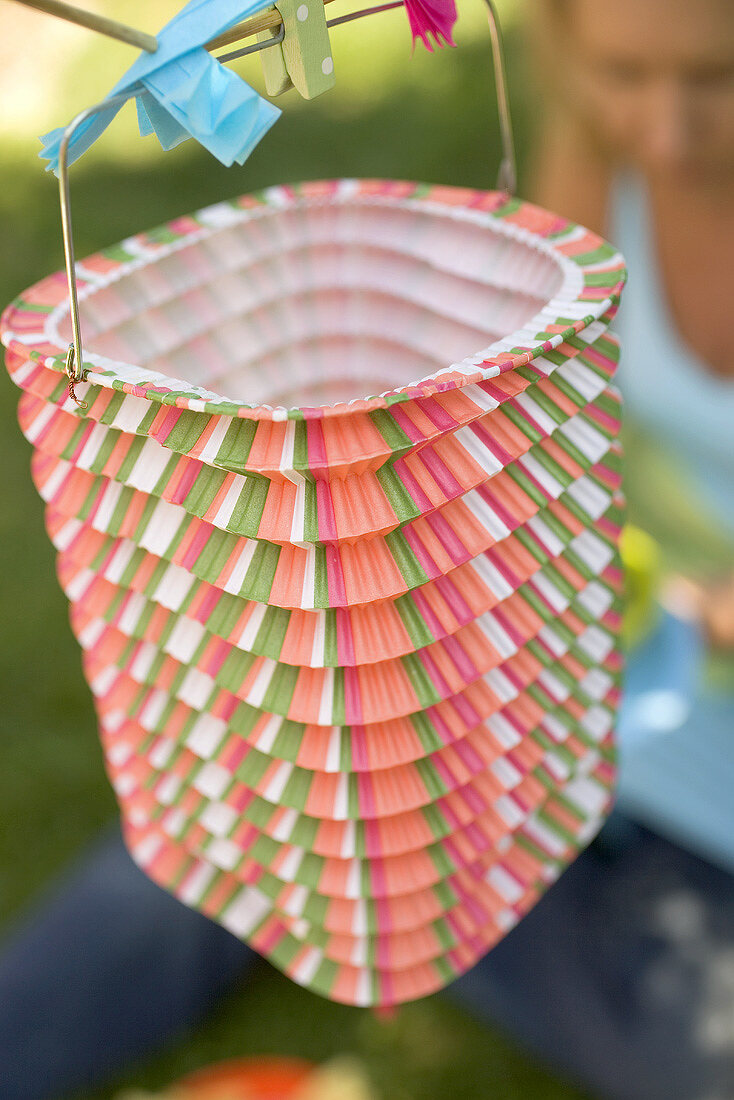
[2,1,734,1098]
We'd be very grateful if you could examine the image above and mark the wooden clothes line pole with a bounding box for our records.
[8,0,159,51]
[208,0,340,48]
[8,0,344,55]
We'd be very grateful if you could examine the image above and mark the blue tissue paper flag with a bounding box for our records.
[40,0,281,174]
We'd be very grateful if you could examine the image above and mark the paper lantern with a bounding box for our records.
[2,179,626,1005]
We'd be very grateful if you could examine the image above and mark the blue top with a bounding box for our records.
[613,178,734,530]
[611,177,734,870]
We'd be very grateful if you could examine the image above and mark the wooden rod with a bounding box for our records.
[10,0,365,61]
[206,0,340,52]
[9,0,158,51]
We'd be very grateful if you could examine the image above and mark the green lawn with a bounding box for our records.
[0,30,588,1100]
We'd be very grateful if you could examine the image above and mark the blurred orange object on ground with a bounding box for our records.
[177,1057,314,1099]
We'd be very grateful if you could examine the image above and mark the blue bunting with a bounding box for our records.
[40,0,281,175]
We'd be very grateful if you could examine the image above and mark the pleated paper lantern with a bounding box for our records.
[2,180,626,1006]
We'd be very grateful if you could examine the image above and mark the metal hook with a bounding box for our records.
[57,87,138,401]
[483,0,516,196]
[55,0,517,406]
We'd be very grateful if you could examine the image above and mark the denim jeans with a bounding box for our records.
[3,816,734,1100]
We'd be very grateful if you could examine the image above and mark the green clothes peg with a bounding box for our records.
[257,0,335,98]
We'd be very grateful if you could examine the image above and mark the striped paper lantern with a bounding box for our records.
[1,180,626,1006]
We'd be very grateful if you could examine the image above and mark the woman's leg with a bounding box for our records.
[0,826,255,1100]
[448,813,734,1100]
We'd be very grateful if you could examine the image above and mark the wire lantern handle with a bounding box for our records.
[58,0,516,407]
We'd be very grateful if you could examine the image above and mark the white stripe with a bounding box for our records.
[212,476,245,529]
[225,538,258,595]
[24,400,57,443]
[277,846,304,883]
[514,392,558,435]
[519,453,564,498]
[325,727,341,773]
[199,416,233,466]
[477,612,516,659]
[221,887,272,938]
[152,562,194,609]
[270,806,298,843]
[290,946,323,986]
[471,554,512,599]
[127,437,171,494]
[237,602,267,650]
[193,761,230,798]
[206,837,241,871]
[464,492,510,541]
[245,657,277,708]
[453,423,502,476]
[332,772,350,820]
[261,760,293,802]
[300,545,317,609]
[310,612,326,667]
[179,667,214,709]
[254,713,284,754]
[317,667,335,726]
[166,616,206,663]
[178,862,217,906]
[91,479,124,531]
[186,715,227,759]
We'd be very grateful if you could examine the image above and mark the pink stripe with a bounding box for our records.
[509,397,544,436]
[212,690,238,723]
[414,649,449,702]
[470,420,514,467]
[303,418,327,466]
[445,690,483,732]
[196,585,222,625]
[491,606,525,648]
[456,782,486,821]
[388,404,426,444]
[231,786,256,812]
[392,457,432,513]
[442,633,479,682]
[419,446,463,497]
[363,818,383,860]
[170,459,201,505]
[349,727,370,772]
[372,896,393,936]
[67,421,97,465]
[401,526,441,579]
[477,483,519,531]
[325,543,347,607]
[425,708,456,749]
[357,771,377,819]
[315,480,337,541]
[587,405,620,434]
[255,918,286,955]
[453,737,485,774]
[432,576,475,627]
[152,406,182,444]
[427,510,471,565]
[201,637,230,677]
[410,586,449,637]
[180,523,212,570]
[416,396,458,433]
[334,607,355,667]
[343,667,363,726]
[583,347,615,374]
[369,855,387,898]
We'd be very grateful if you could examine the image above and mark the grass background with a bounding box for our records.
[0,4,588,1096]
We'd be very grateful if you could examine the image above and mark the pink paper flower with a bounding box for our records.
[404,0,458,51]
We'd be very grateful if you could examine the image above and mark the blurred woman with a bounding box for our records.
[452,2,734,1097]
